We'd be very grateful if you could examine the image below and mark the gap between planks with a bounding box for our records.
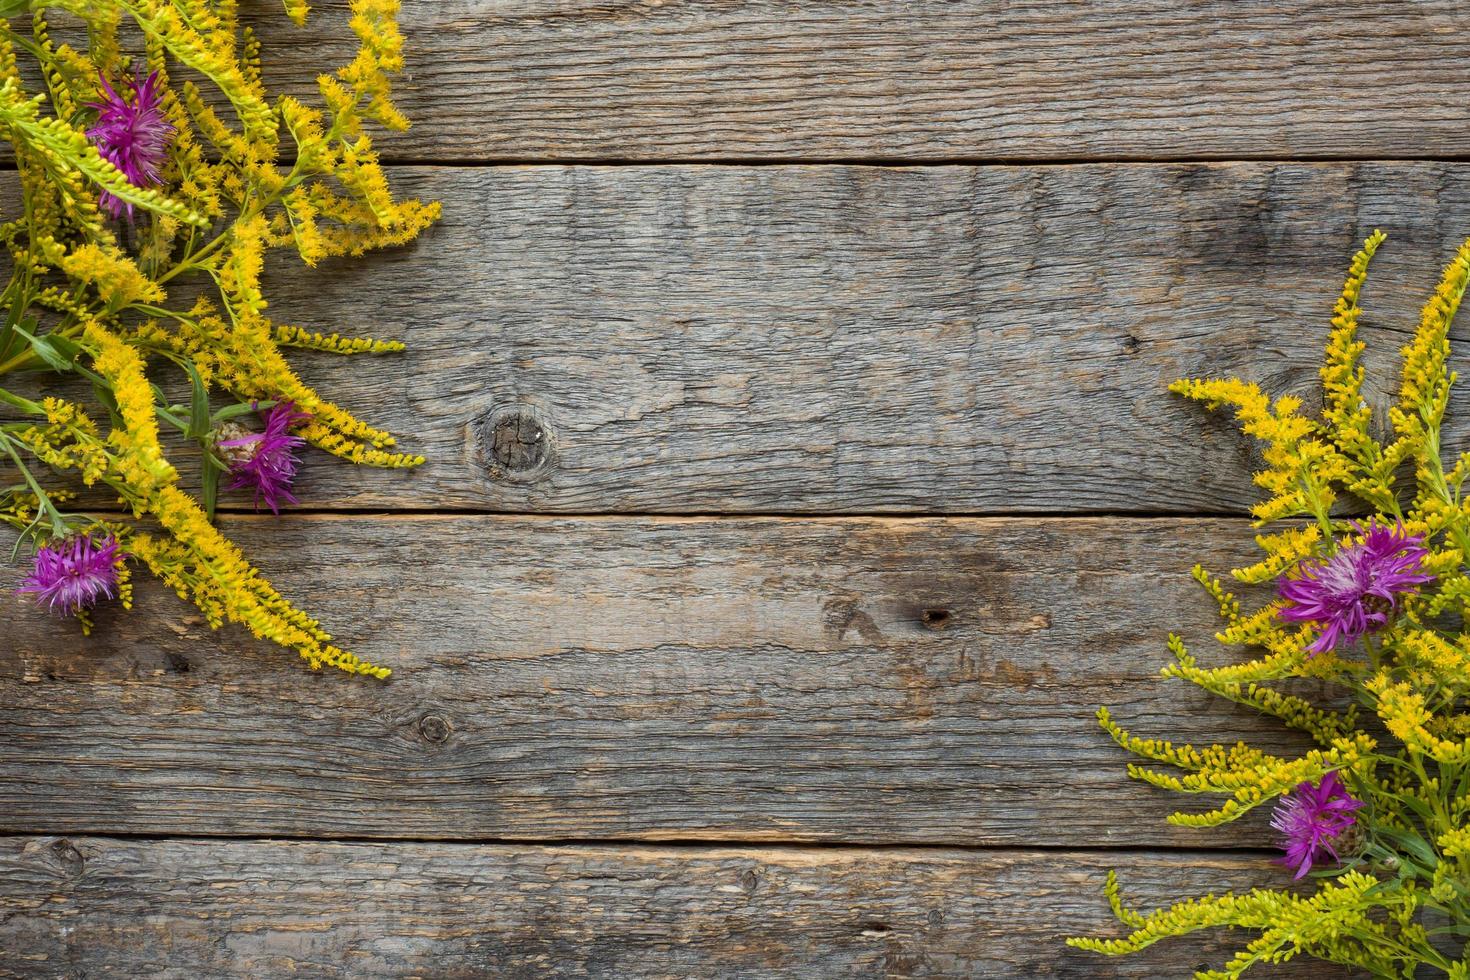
[159,508,1258,520]
[308,154,1470,168]
[0,828,1282,856]
[12,155,1470,172]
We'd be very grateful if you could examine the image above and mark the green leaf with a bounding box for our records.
[182,360,211,439]
[38,332,79,367]
[1375,827,1440,877]
[11,323,79,372]
[1368,787,1437,825]
[0,0,32,19]
[212,399,273,424]
[91,380,121,430]
[9,518,35,560]
[0,292,29,361]
[200,451,225,521]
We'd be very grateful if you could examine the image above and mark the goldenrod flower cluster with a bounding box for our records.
[0,1,439,678]
[1070,234,1470,976]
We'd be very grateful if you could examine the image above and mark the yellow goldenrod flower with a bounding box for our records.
[1076,234,1470,974]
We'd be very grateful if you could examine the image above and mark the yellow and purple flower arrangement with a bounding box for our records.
[1069,231,1470,975]
[0,1,437,677]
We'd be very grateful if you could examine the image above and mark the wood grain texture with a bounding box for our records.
[215,161,1470,514]
[1,515,1323,845]
[0,837,1345,978]
[243,0,1470,162]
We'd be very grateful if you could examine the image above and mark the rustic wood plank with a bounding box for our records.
[223,161,1470,513]
[240,0,1470,163]
[1,515,1327,845]
[0,837,1344,978]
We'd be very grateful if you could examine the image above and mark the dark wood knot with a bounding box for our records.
[738,868,758,892]
[48,838,84,877]
[418,713,453,744]
[476,406,554,482]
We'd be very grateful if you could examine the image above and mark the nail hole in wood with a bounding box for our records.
[921,608,952,630]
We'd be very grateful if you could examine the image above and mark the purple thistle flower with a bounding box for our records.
[1271,772,1365,879]
[218,401,311,515]
[85,69,174,221]
[1277,521,1433,655]
[17,534,123,616]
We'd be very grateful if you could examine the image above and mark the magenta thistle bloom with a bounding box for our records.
[17,534,123,616]
[219,401,311,515]
[1277,521,1433,655]
[1271,772,1365,879]
[85,69,173,221]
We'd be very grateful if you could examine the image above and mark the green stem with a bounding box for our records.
[1423,425,1470,564]
[153,155,308,289]
[1363,634,1383,672]
[1302,474,1337,541]
[0,431,63,537]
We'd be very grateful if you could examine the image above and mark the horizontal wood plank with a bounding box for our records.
[241,0,1470,163]
[221,161,1470,513]
[2,515,1323,846]
[0,837,1343,978]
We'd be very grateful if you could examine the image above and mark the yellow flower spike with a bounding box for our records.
[337,0,410,132]
[273,324,407,355]
[83,319,177,496]
[1191,564,1241,622]
[1320,232,1386,475]
[1232,525,1322,585]
[1170,376,1344,528]
[61,243,165,309]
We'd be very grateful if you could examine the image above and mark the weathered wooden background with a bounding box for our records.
[5,0,1468,976]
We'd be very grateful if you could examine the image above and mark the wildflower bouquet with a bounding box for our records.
[1069,232,1470,976]
[0,1,437,677]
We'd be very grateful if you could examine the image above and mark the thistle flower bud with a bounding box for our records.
[215,401,311,515]
[85,70,173,222]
